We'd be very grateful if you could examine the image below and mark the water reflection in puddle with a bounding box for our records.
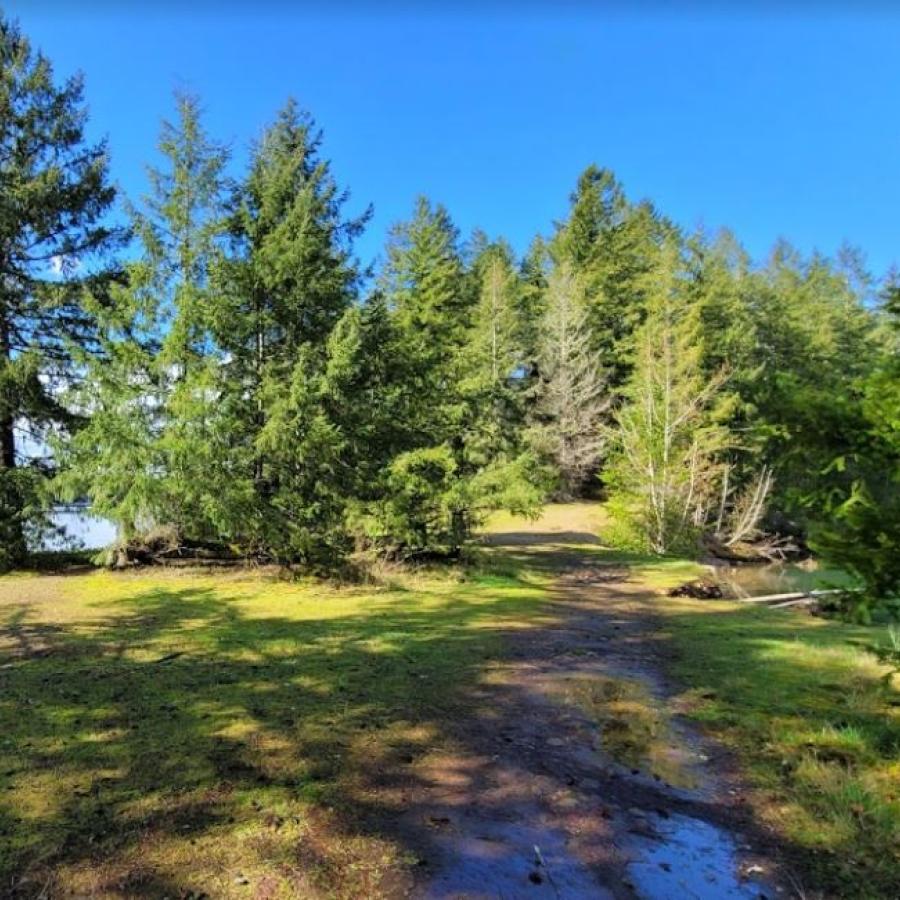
[627,813,767,899]
[422,816,615,899]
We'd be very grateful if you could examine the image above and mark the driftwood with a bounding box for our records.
[736,589,845,606]
[668,580,724,599]
[154,555,243,568]
[668,583,852,610]
[111,529,243,569]
[703,534,808,564]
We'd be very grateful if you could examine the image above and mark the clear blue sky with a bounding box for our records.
[9,5,900,279]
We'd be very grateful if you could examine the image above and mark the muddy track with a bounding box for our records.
[397,531,784,899]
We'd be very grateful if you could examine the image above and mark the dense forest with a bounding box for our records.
[1,19,898,618]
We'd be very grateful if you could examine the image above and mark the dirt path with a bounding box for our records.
[398,525,783,899]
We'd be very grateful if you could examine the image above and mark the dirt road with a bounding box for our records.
[399,521,782,899]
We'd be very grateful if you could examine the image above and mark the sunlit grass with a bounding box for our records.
[0,566,545,897]
[652,596,900,895]
[3,503,898,897]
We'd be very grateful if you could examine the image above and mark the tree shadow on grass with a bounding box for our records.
[0,561,897,898]
[0,576,561,896]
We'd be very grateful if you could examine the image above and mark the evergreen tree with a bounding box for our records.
[460,240,523,462]
[812,280,900,619]
[744,241,879,521]
[364,203,543,556]
[517,235,550,372]
[58,94,227,542]
[0,18,122,567]
[552,165,670,387]
[528,261,610,499]
[210,101,369,564]
[381,196,470,440]
[361,198,471,554]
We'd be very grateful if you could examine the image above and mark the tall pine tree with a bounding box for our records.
[209,101,369,564]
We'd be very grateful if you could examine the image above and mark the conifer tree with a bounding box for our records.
[552,165,669,387]
[382,196,470,436]
[209,101,369,564]
[811,280,900,618]
[59,94,227,542]
[361,198,471,553]
[518,235,551,379]
[0,18,122,567]
[460,240,523,461]
[528,261,609,499]
[743,241,879,518]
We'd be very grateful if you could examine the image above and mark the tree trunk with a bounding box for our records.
[0,311,26,567]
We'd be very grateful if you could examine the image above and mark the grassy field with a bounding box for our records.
[1,504,898,897]
[0,565,547,897]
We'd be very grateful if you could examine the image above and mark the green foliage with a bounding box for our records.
[206,101,369,566]
[7,15,887,590]
[604,243,731,555]
[551,165,671,386]
[861,626,900,689]
[57,93,227,540]
[813,287,900,620]
[351,445,467,556]
[0,16,122,566]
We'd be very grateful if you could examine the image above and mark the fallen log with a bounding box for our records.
[770,598,819,609]
[738,588,846,606]
[153,555,243,568]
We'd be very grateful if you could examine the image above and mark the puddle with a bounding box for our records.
[626,813,768,899]
[423,816,614,899]
[562,674,699,789]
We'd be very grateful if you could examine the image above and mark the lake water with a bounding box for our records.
[44,508,117,551]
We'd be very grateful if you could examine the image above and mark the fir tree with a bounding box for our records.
[382,195,470,433]
[58,94,227,542]
[460,240,523,463]
[0,18,123,567]
[552,165,669,387]
[210,100,369,564]
[744,240,879,518]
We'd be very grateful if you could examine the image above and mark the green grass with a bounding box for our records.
[0,566,547,898]
[3,503,898,898]
[643,580,900,897]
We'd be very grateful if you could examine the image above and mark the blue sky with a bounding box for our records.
[9,6,900,279]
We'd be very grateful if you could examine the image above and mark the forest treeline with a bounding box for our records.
[0,20,898,615]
